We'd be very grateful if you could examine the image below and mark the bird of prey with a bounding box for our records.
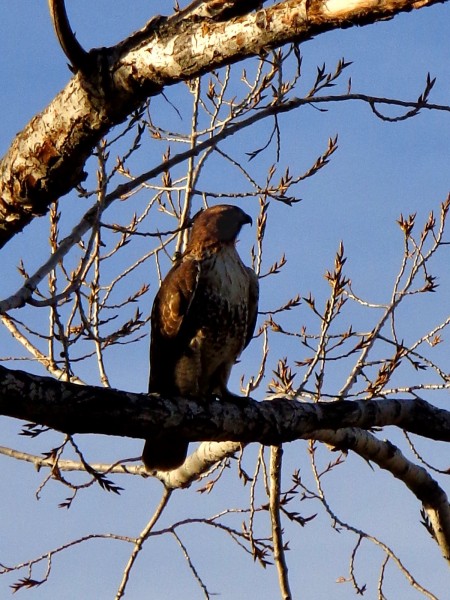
[142,204,259,471]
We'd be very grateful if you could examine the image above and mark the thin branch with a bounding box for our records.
[270,445,292,600]
[172,531,212,599]
[312,428,450,564]
[115,487,173,599]
[0,445,144,475]
[0,315,85,384]
[48,0,90,72]
[1,92,447,314]
[308,440,439,600]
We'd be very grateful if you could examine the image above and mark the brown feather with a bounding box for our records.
[143,205,259,472]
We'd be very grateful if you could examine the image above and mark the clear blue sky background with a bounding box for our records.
[0,2,449,599]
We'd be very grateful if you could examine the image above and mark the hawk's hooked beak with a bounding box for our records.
[243,213,253,226]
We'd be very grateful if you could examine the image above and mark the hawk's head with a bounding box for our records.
[188,204,253,248]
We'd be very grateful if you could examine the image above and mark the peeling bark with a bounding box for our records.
[0,0,445,248]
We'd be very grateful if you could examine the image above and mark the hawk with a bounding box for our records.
[142,204,259,472]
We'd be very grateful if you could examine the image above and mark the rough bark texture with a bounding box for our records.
[1,365,450,444]
[0,0,445,248]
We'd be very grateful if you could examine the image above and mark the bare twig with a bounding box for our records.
[115,487,173,599]
[269,445,292,599]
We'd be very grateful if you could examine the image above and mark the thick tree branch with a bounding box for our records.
[156,441,243,487]
[0,0,445,248]
[3,363,450,561]
[313,428,450,564]
[1,365,450,444]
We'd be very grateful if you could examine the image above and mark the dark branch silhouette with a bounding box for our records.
[48,0,90,72]
[1,365,450,444]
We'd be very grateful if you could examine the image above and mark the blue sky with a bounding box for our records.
[1,2,450,599]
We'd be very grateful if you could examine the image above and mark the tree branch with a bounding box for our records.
[270,445,292,600]
[0,0,445,248]
[1,364,450,443]
[48,0,90,72]
[115,487,173,599]
[313,428,450,564]
[3,365,450,560]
